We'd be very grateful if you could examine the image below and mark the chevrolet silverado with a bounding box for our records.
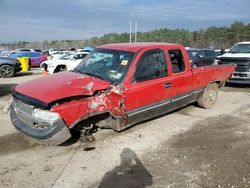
[10,43,236,145]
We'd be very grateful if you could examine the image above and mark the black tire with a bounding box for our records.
[0,65,15,78]
[197,83,218,109]
[54,65,67,73]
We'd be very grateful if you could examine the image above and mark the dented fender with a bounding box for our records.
[50,85,127,130]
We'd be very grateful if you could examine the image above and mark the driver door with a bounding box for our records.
[123,48,172,125]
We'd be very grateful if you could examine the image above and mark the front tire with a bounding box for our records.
[197,83,218,109]
[54,65,67,73]
[0,65,15,78]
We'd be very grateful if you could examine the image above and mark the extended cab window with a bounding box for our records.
[168,49,185,73]
[133,49,167,82]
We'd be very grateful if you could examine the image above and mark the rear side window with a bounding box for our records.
[31,53,40,57]
[22,52,29,57]
[204,50,216,57]
[133,49,167,82]
[168,49,185,73]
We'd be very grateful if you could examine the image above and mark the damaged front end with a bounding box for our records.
[10,81,127,145]
[10,97,71,145]
[9,46,135,145]
[51,84,127,133]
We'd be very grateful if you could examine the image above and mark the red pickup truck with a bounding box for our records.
[10,43,236,145]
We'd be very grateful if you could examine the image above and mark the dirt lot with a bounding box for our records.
[0,69,250,188]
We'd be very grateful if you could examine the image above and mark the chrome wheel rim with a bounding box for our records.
[208,88,216,103]
[1,66,13,77]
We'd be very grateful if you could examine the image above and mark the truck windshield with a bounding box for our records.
[74,48,135,84]
[229,44,250,53]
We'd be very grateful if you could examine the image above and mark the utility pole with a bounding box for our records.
[135,20,137,43]
[40,37,43,50]
[129,20,132,43]
[129,20,138,43]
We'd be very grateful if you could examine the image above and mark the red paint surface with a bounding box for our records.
[15,71,110,103]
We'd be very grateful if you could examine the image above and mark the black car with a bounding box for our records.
[0,57,22,78]
[187,48,217,67]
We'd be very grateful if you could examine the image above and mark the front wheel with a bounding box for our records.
[197,83,218,109]
[54,65,67,73]
[0,65,15,78]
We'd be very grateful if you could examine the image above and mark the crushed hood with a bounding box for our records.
[14,72,110,104]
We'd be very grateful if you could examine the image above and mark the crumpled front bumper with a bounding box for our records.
[10,104,71,145]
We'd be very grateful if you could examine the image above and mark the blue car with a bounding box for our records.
[9,51,47,67]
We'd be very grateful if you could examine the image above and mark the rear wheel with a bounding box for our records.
[197,83,218,109]
[0,65,15,78]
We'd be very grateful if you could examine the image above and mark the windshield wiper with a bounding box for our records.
[72,68,84,74]
[83,71,109,82]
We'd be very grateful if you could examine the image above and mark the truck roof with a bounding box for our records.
[97,43,184,52]
[237,41,250,44]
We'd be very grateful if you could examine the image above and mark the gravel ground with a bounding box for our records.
[0,69,249,188]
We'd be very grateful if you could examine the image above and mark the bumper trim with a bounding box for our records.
[10,106,71,145]
[227,79,250,85]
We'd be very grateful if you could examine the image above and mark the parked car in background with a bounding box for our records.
[51,51,73,60]
[43,50,50,56]
[49,49,60,55]
[0,50,10,57]
[9,51,47,67]
[32,49,43,53]
[218,41,250,84]
[16,48,32,52]
[215,49,227,57]
[187,48,217,67]
[77,47,94,52]
[44,52,89,74]
[0,57,21,78]
[16,49,44,53]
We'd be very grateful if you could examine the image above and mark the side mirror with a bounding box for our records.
[131,76,137,83]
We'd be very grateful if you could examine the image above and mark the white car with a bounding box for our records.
[51,51,73,60]
[45,52,89,74]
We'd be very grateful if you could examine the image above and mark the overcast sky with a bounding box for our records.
[0,0,249,43]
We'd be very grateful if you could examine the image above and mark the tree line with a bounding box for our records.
[1,21,250,50]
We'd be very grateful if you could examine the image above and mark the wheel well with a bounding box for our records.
[57,64,66,68]
[54,64,67,73]
[70,113,112,130]
[0,64,14,67]
[210,80,224,88]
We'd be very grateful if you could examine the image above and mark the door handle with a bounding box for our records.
[164,83,172,88]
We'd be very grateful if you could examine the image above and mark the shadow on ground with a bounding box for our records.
[15,72,34,77]
[0,84,17,97]
[225,82,250,88]
[222,83,250,93]
[98,148,153,188]
[0,132,38,156]
[59,129,81,146]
